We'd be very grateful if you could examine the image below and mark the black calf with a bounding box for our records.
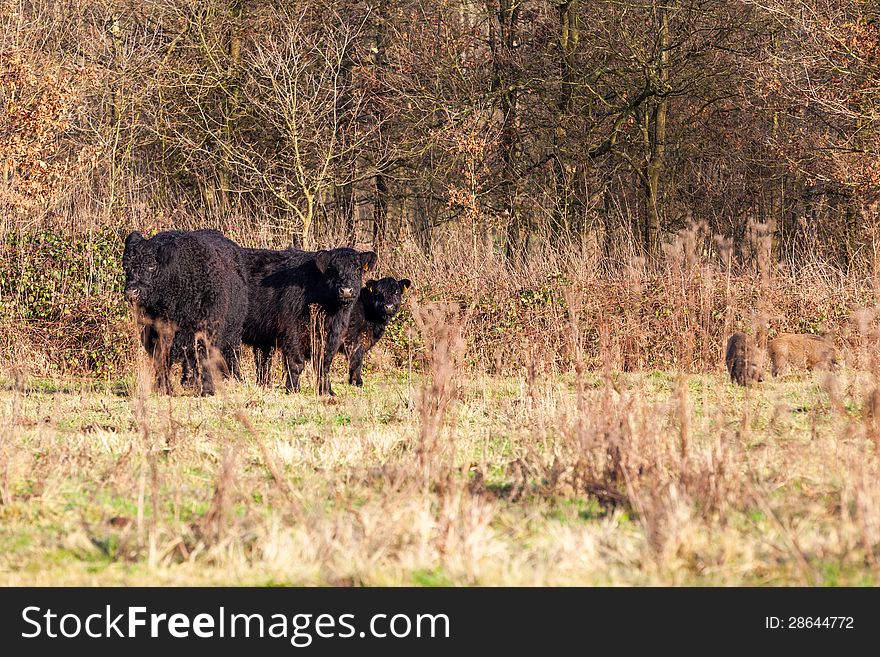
[340,277,411,386]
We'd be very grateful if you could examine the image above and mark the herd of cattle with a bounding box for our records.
[122,229,410,396]
[124,227,839,396]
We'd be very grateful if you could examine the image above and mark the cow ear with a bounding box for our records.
[315,251,331,273]
[156,241,176,266]
[360,251,378,272]
[399,279,411,294]
[366,279,377,294]
[124,231,144,250]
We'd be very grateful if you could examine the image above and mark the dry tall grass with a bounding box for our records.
[1,277,880,584]
[1,214,880,585]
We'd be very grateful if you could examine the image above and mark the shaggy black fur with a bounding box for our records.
[123,229,249,395]
[340,277,411,386]
[242,247,378,395]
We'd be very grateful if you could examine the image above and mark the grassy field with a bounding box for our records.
[1,354,878,587]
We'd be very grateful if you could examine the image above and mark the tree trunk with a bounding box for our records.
[769,29,785,265]
[490,0,523,262]
[551,1,579,246]
[642,2,669,258]
[336,44,355,245]
[374,172,388,252]
[217,0,244,211]
[108,13,123,207]
[372,2,389,252]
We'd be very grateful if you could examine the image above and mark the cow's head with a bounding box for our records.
[363,277,411,320]
[122,231,176,308]
[314,248,378,304]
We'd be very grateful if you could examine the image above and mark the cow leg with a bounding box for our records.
[316,316,346,396]
[194,338,218,396]
[348,344,364,387]
[152,331,174,395]
[153,353,172,394]
[281,340,305,393]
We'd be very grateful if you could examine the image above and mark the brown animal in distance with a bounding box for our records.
[725,332,765,386]
[768,333,839,377]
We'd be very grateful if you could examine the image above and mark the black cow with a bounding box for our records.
[340,277,410,386]
[243,247,378,395]
[123,229,248,395]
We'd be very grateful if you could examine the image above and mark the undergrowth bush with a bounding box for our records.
[0,224,873,378]
[0,228,130,376]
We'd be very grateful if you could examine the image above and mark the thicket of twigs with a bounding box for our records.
[3,1,880,375]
